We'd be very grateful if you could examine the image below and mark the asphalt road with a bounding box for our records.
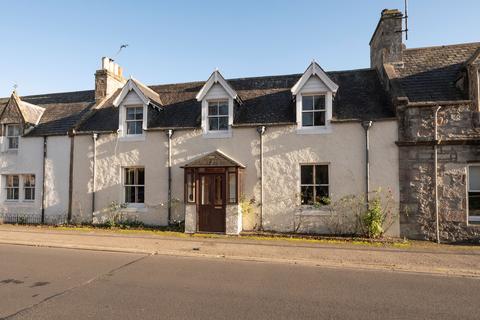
[0,244,479,320]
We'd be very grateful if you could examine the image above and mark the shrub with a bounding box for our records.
[363,198,384,238]
[324,188,398,239]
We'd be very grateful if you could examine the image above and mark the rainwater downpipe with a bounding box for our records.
[361,121,373,205]
[92,133,98,223]
[67,130,75,223]
[166,129,173,225]
[257,126,266,230]
[434,106,441,244]
[41,136,47,224]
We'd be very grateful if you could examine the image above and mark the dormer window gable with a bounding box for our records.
[0,91,44,151]
[113,78,163,139]
[196,70,237,138]
[291,61,339,134]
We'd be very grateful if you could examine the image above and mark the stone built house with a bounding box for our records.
[0,9,479,242]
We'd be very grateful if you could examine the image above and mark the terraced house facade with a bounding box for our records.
[1,9,479,242]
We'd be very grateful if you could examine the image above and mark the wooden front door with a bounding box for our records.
[198,173,226,233]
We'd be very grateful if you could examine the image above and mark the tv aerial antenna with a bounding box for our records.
[401,0,409,40]
[114,44,129,59]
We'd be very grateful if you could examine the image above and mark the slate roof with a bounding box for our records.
[79,68,393,132]
[0,90,95,136]
[392,42,480,102]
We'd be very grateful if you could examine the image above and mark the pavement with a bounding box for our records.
[1,244,479,320]
[0,225,479,278]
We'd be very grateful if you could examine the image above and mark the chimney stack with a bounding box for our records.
[370,9,404,71]
[94,57,126,102]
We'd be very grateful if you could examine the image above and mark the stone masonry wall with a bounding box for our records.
[398,102,480,242]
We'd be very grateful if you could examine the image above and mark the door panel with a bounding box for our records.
[198,174,226,232]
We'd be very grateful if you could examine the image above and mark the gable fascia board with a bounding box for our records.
[9,93,27,126]
[113,79,150,107]
[196,70,238,101]
[291,62,339,95]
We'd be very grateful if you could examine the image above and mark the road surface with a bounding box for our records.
[0,244,478,319]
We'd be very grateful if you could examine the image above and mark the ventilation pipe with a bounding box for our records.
[257,126,266,230]
[92,133,98,223]
[434,106,441,244]
[361,121,373,204]
[166,129,173,224]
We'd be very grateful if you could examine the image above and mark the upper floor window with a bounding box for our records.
[5,175,19,201]
[6,124,20,150]
[124,167,145,204]
[208,100,229,131]
[125,107,143,135]
[302,95,326,127]
[300,164,329,205]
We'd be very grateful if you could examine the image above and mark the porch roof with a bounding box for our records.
[182,150,246,168]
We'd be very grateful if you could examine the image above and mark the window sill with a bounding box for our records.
[297,206,332,216]
[468,216,480,226]
[2,149,19,154]
[118,135,146,142]
[122,204,147,213]
[296,126,332,135]
[202,131,232,139]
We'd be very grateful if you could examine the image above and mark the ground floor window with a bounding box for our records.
[468,165,480,223]
[300,164,329,205]
[124,167,145,204]
[5,175,19,201]
[4,174,36,202]
[23,174,36,201]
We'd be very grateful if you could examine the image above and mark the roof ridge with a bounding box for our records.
[147,67,376,90]
[405,41,480,52]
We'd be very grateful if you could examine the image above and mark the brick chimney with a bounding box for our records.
[370,9,404,71]
[94,57,126,102]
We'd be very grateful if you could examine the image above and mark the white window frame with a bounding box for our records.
[299,164,330,207]
[207,100,229,132]
[125,106,144,136]
[5,175,20,201]
[301,94,327,127]
[123,167,145,207]
[6,124,20,150]
[23,174,36,201]
[467,164,480,223]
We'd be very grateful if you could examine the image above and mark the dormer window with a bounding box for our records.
[292,61,339,134]
[302,95,326,127]
[6,124,20,150]
[196,70,238,138]
[126,106,143,135]
[113,78,164,141]
[208,100,229,131]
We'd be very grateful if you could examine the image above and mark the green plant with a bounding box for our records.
[363,198,384,238]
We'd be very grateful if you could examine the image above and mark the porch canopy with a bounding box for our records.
[182,150,246,169]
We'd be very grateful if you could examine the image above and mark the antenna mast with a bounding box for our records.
[403,0,409,40]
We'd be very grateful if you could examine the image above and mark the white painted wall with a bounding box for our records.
[44,136,71,218]
[0,135,72,221]
[71,120,400,236]
[0,137,43,217]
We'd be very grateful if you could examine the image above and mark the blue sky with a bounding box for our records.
[1,0,479,97]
